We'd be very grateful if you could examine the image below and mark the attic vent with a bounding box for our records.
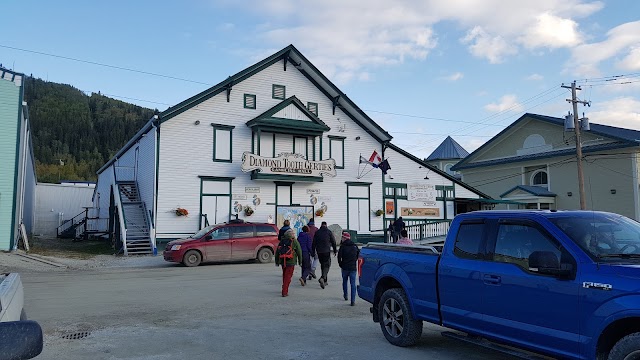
[307,102,318,116]
[244,94,256,109]
[272,84,286,100]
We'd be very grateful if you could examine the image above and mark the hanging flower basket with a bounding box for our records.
[315,208,325,217]
[244,205,255,217]
[374,209,384,217]
[175,208,189,217]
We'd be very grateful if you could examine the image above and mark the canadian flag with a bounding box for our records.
[369,150,382,167]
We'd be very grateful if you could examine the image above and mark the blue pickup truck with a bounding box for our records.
[358,211,640,360]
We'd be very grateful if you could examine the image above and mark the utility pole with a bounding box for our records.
[562,81,590,210]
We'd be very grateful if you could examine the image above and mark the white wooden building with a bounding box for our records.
[93,45,489,255]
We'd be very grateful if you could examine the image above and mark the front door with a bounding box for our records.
[347,184,370,233]
[203,226,232,261]
[201,195,230,228]
[348,199,369,233]
[230,225,256,260]
[480,221,580,358]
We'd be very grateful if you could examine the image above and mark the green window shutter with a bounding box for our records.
[272,84,285,100]
[244,94,256,109]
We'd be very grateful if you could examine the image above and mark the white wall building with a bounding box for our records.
[34,182,95,237]
[93,45,489,255]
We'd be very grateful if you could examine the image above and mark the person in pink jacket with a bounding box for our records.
[396,230,414,245]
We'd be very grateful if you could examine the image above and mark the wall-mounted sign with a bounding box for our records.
[408,184,437,206]
[401,207,440,217]
[245,187,260,193]
[318,196,332,202]
[241,152,337,178]
[385,200,395,216]
[307,189,321,194]
[232,194,248,200]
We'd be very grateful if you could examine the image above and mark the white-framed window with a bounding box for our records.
[531,170,548,187]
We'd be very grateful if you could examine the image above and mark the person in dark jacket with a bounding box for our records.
[278,219,291,241]
[297,226,314,286]
[338,232,360,306]
[274,228,302,297]
[311,221,337,289]
[392,217,405,243]
[307,219,319,280]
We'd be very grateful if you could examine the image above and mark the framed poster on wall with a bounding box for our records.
[276,206,314,235]
[385,200,395,216]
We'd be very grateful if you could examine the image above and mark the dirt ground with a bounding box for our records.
[27,236,115,259]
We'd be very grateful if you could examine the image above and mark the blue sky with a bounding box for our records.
[2,0,640,159]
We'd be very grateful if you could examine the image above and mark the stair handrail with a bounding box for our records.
[112,167,128,256]
[56,210,89,237]
[141,201,156,255]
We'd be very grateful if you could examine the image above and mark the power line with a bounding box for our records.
[0,44,212,86]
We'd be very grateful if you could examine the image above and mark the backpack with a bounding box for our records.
[277,239,294,261]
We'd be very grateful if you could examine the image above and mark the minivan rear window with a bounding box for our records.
[454,223,485,260]
[232,225,255,239]
[256,225,277,237]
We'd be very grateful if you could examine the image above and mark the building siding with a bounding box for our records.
[384,146,456,220]
[156,61,384,239]
[0,77,21,249]
[35,184,95,236]
[462,149,639,219]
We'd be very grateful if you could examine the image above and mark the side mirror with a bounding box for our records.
[204,234,213,241]
[0,320,44,360]
[529,251,574,278]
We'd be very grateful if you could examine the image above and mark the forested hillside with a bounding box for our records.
[24,77,157,183]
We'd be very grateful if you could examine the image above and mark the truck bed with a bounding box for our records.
[358,243,442,324]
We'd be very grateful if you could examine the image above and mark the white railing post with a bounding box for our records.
[112,180,128,256]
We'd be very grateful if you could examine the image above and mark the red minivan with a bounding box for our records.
[163,221,279,267]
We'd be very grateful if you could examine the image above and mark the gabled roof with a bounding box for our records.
[426,136,469,160]
[386,142,492,199]
[246,96,330,135]
[159,45,392,142]
[452,113,640,171]
[500,185,557,198]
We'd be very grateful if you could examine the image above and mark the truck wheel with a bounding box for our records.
[183,250,202,267]
[20,309,27,321]
[378,288,423,346]
[608,332,640,360]
[257,248,273,263]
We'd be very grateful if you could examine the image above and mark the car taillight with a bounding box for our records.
[357,257,364,278]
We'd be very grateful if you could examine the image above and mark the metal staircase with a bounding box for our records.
[117,182,153,255]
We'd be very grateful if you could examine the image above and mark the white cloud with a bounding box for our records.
[461,26,517,64]
[519,13,582,49]
[218,0,605,81]
[443,72,464,81]
[617,47,640,71]
[485,94,524,112]
[526,73,544,81]
[587,97,640,129]
[569,21,640,76]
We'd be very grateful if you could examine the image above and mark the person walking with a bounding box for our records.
[338,232,360,306]
[311,221,337,289]
[275,228,302,297]
[307,219,320,280]
[396,229,414,245]
[297,226,313,286]
[278,219,291,241]
[392,217,405,243]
